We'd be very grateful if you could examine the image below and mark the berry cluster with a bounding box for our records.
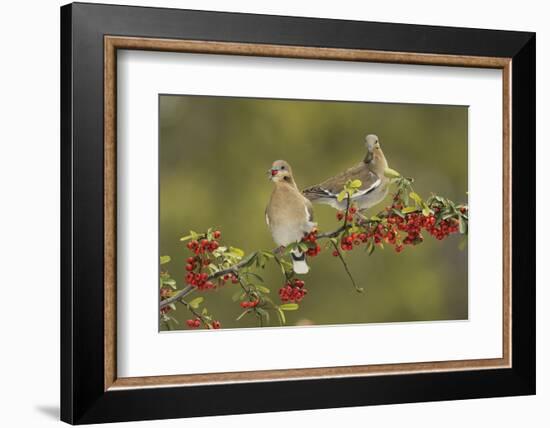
[278,278,307,303]
[160,287,171,298]
[332,198,465,255]
[221,273,239,285]
[240,299,260,309]
[302,229,321,257]
[185,269,215,290]
[160,305,172,315]
[184,231,224,290]
[186,318,201,328]
[337,232,368,252]
[186,235,220,255]
[336,205,358,222]
[186,318,221,329]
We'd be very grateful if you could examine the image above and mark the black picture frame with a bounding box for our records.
[61,2,535,424]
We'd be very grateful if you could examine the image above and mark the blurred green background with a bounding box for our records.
[159,94,468,330]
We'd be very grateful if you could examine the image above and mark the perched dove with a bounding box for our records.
[266,160,316,274]
[302,134,389,211]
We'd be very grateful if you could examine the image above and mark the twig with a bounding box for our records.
[178,297,211,329]
[330,240,364,293]
[161,285,196,308]
[342,192,352,231]
[317,225,347,239]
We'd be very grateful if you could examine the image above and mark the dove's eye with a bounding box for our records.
[281,166,285,169]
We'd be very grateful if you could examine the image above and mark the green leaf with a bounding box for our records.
[168,303,177,311]
[349,179,362,189]
[188,297,204,309]
[459,216,467,234]
[232,290,245,302]
[256,307,270,324]
[160,255,171,265]
[256,252,266,268]
[367,240,375,255]
[392,208,405,218]
[298,242,309,252]
[240,251,258,268]
[228,246,245,258]
[401,206,417,214]
[201,307,208,316]
[255,284,271,294]
[279,303,299,311]
[162,278,177,289]
[337,190,348,202]
[286,242,298,251]
[180,230,200,241]
[384,167,401,178]
[279,258,293,270]
[261,250,275,259]
[243,272,264,282]
[421,201,433,215]
[276,307,286,325]
[409,192,422,205]
[205,227,213,241]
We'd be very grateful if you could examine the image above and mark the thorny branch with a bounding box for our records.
[160,223,351,309]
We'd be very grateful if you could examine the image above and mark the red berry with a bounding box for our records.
[186,319,195,327]
[213,230,221,239]
[185,264,194,271]
[332,250,339,257]
[193,319,201,327]
[213,320,221,329]
[336,211,344,221]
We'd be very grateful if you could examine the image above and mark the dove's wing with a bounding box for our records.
[303,162,381,199]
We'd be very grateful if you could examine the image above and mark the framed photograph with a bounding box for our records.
[61,2,535,424]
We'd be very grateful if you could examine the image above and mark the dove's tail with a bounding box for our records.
[290,248,309,274]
